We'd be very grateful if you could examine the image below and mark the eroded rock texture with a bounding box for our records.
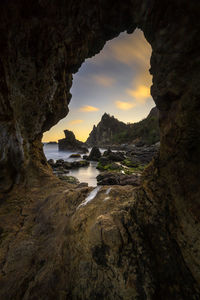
[0,0,200,299]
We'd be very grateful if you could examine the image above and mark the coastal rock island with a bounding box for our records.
[58,129,88,153]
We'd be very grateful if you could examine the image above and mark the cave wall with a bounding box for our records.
[0,0,200,298]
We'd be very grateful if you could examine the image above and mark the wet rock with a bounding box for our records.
[103,150,125,162]
[82,155,88,160]
[71,160,89,168]
[103,148,112,156]
[48,159,55,166]
[58,175,79,184]
[63,161,72,169]
[97,172,141,186]
[76,182,88,188]
[87,147,101,161]
[55,159,64,166]
[69,154,81,158]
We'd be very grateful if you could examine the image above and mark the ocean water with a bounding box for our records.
[43,144,102,186]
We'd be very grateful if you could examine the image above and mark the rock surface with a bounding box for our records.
[58,130,88,153]
[126,144,159,164]
[0,1,200,299]
[97,172,141,186]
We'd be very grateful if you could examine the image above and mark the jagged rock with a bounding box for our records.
[87,147,101,161]
[58,130,88,153]
[86,108,159,148]
[86,113,127,147]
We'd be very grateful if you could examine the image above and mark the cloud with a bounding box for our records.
[88,29,152,69]
[115,101,135,110]
[110,31,152,67]
[93,75,115,87]
[80,105,99,112]
[126,85,150,103]
[69,119,83,125]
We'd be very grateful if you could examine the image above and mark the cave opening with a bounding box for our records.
[1,1,200,298]
[42,29,159,186]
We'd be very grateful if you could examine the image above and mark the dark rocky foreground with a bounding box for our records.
[0,1,200,299]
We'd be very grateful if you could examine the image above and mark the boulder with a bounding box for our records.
[103,150,125,162]
[69,154,81,158]
[71,160,89,168]
[48,159,55,166]
[87,147,101,161]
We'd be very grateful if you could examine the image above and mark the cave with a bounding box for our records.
[0,1,200,299]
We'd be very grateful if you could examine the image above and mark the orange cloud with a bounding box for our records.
[69,119,83,125]
[80,105,99,112]
[127,85,150,103]
[115,101,135,110]
[93,75,115,87]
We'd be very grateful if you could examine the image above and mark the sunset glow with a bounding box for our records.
[43,29,154,142]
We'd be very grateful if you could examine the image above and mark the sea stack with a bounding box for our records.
[58,129,88,153]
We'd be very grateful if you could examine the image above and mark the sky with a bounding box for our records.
[42,29,155,142]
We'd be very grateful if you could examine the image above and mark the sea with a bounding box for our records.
[43,143,105,186]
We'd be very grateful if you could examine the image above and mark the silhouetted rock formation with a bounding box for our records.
[0,1,200,299]
[86,108,159,147]
[86,113,127,147]
[58,130,88,153]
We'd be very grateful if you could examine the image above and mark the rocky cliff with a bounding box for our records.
[86,113,127,147]
[86,108,159,147]
[0,1,200,299]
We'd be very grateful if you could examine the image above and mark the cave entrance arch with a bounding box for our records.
[42,29,159,186]
[43,29,155,146]
[0,1,200,298]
